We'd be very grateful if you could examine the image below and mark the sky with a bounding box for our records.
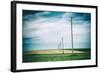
[22,10,91,51]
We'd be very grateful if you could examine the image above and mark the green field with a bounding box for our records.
[23,49,91,63]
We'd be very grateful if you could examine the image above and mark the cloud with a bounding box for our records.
[23,10,91,50]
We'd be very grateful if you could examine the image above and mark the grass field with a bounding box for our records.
[23,49,91,63]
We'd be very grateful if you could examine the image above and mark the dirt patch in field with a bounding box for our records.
[24,49,86,54]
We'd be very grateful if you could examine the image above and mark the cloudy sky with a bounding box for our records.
[22,10,91,51]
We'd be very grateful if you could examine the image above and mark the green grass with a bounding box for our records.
[23,49,91,63]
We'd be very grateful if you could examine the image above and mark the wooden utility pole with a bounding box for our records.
[71,17,74,54]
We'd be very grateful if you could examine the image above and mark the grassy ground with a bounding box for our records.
[23,49,91,63]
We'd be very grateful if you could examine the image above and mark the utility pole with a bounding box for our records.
[62,37,64,54]
[71,17,74,54]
